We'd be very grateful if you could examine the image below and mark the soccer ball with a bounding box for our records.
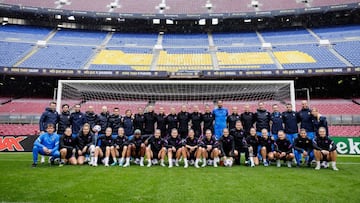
[93,125,101,132]
[224,158,233,167]
[152,159,159,165]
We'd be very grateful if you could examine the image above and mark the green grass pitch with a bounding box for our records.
[0,153,359,203]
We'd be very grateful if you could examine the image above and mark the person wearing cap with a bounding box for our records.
[124,129,145,167]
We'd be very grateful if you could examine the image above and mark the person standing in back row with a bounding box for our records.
[297,100,315,140]
[39,101,59,134]
[213,100,228,140]
[156,107,167,138]
[254,102,271,136]
[240,104,255,136]
[227,106,240,132]
[190,105,203,138]
[143,106,157,138]
[202,104,214,134]
[133,107,145,135]
[178,105,191,139]
[70,104,87,136]
[282,103,298,145]
[57,104,71,135]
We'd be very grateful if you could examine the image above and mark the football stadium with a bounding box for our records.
[0,0,360,202]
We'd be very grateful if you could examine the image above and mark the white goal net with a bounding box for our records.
[56,80,295,112]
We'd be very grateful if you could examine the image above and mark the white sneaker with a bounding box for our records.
[213,162,218,168]
[201,161,207,168]
[184,160,188,168]
[105,163,109,167]
[147,161,152,167]
[287,161,292,168]
[40,156,45,164]
[175,161,179,167]
[195,163,200,168]
[140,161,144,167]
[276,160,281,167]
[160,162,166,167]
[251,163,255,167]
[332,166,339,171]
[315,165,321,170]
[93,163,98,167]
[123,162,130,168]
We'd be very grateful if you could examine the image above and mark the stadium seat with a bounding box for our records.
[19,45,96,69]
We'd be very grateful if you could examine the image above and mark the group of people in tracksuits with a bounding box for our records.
[33,100,338,170]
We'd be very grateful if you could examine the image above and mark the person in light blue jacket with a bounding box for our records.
[213,100,228,140]
[32,124,60,167]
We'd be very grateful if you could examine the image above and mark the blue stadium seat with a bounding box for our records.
[107,33,158,46]
[162,34,209,47]
[49,29,107,45]
[273,44,347,69]
[312,25,360,41]
[334,41,360,66]
[0,24,51,42]
[213,32,261,46]
[20,45,95,69]
[0,41,34,66]
[261,28,317,44]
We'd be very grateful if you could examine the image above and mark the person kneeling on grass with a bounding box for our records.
[246,128,259,167]
[111,127,129,167]
[32,124,60,167]
[199,129,220,168]
[124,129,146,167]
[94,127,114,167]
[166,128,183,168]
[182,129,201,168]
[76,123,96,165]
[219,128,236,167]
[145,129,167,167]
[275,130,294,168]
[259,129,275,167]
[313,127,338,171]
[59,127,77,166]
[294,128,314,168]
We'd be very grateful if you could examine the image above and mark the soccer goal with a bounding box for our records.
[56,80,295,112]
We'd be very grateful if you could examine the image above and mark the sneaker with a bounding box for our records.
[323,161,329,169]
[105,163,109,167]
[59,162,65,167]
[287,161,292,168]
[263,161,269,167]
[189,160,195,165]
[195,163,200,168]
[49,157,55,165]
[315,165,321,170]
[332,166,339,171]
[213,161,218,168]
[276,160,281,167]
[123,162,130,167]
[118,162,123,167]
[175,161,179,167]
[251,163,255,167]
[32,163,37,168]
[140,161,144,167]
[201,162,207,168]
[93,163,98,167]
[160,162,166,167]
[40,156,45,164]
[184,164,188,168]
[110,162,117,166]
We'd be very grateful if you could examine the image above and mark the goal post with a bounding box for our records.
[56,80,295,113]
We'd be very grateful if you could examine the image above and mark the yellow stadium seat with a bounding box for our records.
[274,51,316,64]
